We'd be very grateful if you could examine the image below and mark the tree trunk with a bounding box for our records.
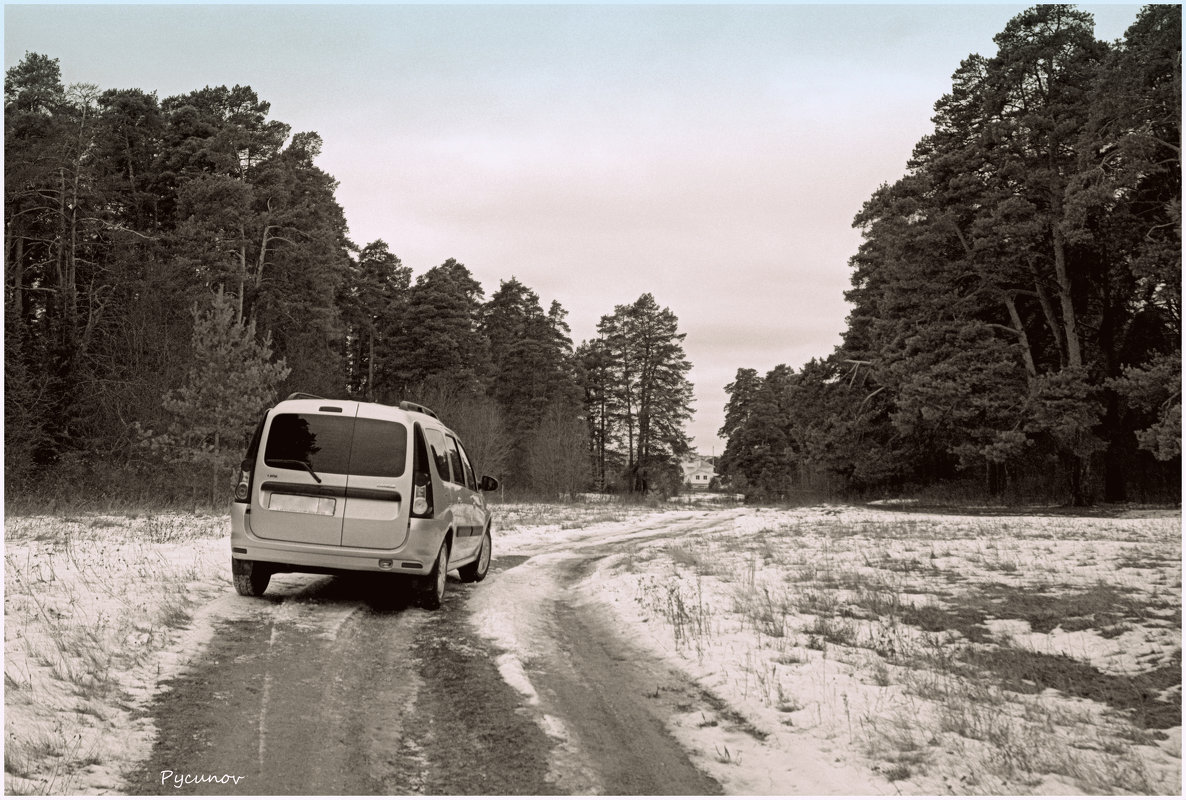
[1101,391,1129,503]
[1030,260,1066,367]
[1062,452,1089,507]
[211,431,221,507]
[237,230,248,324]
[367,332,375,402]
[55,169,67,323]
[1051,227,1083,369]
[11,236,24,321]
[67,166,81,337]
[256,226,271,289]
[598,394,607,490]
[1003,296,1038,382]
[986,460,1007,498]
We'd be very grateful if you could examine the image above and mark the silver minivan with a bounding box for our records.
[229,394,498,608]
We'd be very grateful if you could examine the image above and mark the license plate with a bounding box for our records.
[268,493,336,516]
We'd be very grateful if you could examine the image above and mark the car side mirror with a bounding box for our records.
[479,475,499,492]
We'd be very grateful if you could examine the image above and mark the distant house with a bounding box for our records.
[681,457,717,491]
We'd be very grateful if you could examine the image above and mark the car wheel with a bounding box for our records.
[420,539,450,610]
[232,558,271,597]
[458,529,491,583]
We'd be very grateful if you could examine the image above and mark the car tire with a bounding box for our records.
[232,558,271,597]
[419,539,450,610]
[458,529,491,583]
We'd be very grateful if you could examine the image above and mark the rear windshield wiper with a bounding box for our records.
[271,459,322,484]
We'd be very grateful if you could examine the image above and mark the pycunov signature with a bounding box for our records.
[160,770,245,789]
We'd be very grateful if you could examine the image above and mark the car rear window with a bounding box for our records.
[263,414,408,478]
[445,436,465,487]
[349,418,409,477]
[424,428,452,482]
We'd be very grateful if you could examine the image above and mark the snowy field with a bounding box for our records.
[4,514,229,794]
[480,503,1182,795]
[4,502,1181,795]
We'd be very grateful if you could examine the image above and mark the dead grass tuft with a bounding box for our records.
[955,645,1182,732]
[4,513,227,794]
[617,505,1180,794]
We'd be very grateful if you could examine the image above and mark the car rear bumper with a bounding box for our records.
[229,503,446,576]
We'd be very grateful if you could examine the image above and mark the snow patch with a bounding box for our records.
[493,653,539,705]
[473,502,1182,796]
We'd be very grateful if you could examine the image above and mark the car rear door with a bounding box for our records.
[448,434,483,560]
[340,407,413,550]
[423,427,462,555]
[457,438,489,537]
[251,400,358,546]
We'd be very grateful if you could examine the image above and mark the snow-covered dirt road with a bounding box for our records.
[119,528,727,795]
[468,507,897,795]
[7,503,1178,795]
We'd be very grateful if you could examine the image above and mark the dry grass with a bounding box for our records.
[2,500,646,794]
[635,574,714,657]
[4,514,228,794]
[5,502,1179,795]
[621,506,1181,794]
[491,499,639,532]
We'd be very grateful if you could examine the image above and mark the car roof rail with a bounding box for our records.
[399,400,439,419]
[285,392,326,401]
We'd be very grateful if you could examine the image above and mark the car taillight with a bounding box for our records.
[233,460,252,503]
[411,471,433,517]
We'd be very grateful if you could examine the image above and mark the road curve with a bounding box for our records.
[122,545,723,795]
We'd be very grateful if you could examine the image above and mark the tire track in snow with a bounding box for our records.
[251,574,368,773]
[123,510,742,794]
[124,569,559,794]
[123,574,405,794]
[467,511,742,793]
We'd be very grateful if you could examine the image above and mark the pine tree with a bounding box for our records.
[340,240,410,400]
[591,294,694,494]
[481,277,581,487]
[153,289,290,503]
[1110,354,1182,461]
[830,4,1180,503]
[387,259,487,394]
[577,339,616,491]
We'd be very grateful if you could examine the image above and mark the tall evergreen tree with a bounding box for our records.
[577,339,616,491]
[837,5,1179,503]
[1073,4,1182,492]
[480,277,581,487]
[5,57,167,461]
[340,240,410,400]
[4,56,357,498]
[721,6,1179,504]
[591,294,694,494]
[384,259,486,395]
[149,289,290,503]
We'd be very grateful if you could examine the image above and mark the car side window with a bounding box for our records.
[454,437,477,490]
[425,428,452,482]
[444,435,465,487]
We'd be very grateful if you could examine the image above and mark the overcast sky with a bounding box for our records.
[4,2,1142,454]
